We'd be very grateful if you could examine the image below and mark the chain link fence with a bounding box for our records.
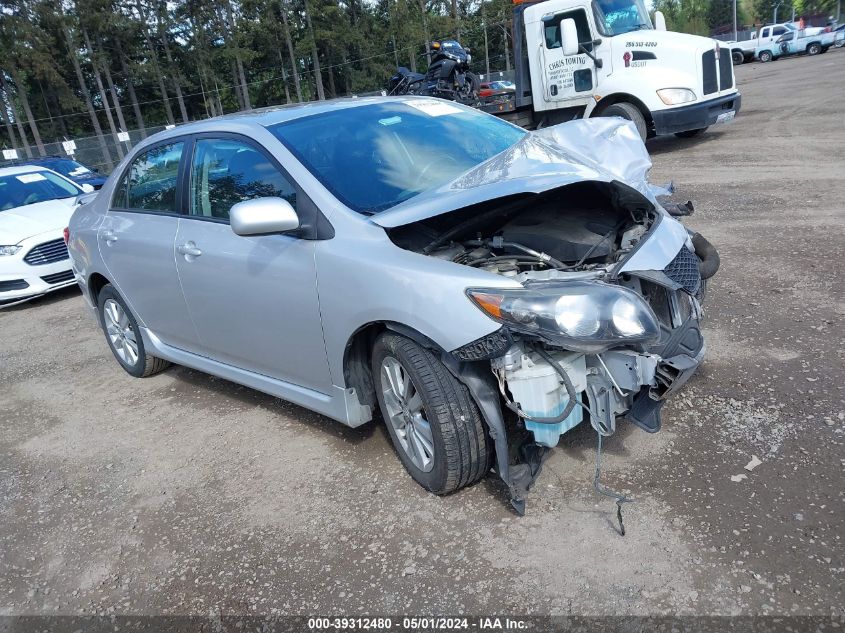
[1,125,171,176]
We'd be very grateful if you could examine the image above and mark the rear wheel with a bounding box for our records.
[731,50,744,65]
[598,102,647,141]
[675,127,708,139]
[97,284,170,378]
[807,43,821,55]
[372,333,491,495]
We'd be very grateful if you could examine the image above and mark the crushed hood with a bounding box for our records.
[371,118,657,229]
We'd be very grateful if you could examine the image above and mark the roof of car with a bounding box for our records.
[0,165,53,177]
[149,96,443,136]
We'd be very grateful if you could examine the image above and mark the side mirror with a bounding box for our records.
[560,19,580,56]
[80,183,95,193]
[654,10,667,31]
[230,197,299,236]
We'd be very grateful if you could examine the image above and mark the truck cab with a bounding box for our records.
[510,0,741,139]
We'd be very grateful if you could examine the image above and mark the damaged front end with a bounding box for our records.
[376,119,719,513]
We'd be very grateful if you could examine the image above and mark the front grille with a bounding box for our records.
[23,239,69,266]
[0,279,29,292]
[719,49,734,89]
[702,50,717,95]
[40,269,75,285]
[664,247,702,296]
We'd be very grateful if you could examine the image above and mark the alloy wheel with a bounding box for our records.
[103,298,139,366]
[379,356,435,472]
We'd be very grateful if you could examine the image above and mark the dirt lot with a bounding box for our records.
[1,51,844,619]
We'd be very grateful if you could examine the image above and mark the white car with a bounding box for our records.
[0,165,94,307]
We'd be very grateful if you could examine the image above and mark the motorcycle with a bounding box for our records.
[387,40,480,104]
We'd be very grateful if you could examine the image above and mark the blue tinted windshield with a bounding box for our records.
[270,101,527,214]
[0,171,80,211]
[592,0,652,35]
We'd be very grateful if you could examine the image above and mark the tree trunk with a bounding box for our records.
[417,0,432,63]
[304,0,325,100]
[135,0,175,125]
[0,79,22,154]
[327,59,337,98]
[156,5,190,122]
[62,23,113,168]
[220,0,251,110]
[1,73,31,158]
[279,0,303,102]
[8,64,45,156]
[101,45,129,135]
[451,0,461,40]
[278,50,292,103]
[504,23,511,71]
[118,49,147,137]
[84,29,124,159]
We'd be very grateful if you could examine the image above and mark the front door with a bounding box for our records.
[98,140,199,351]
[525,1,596,107]
[173,135,332,393]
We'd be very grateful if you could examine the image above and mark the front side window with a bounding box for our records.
[591,0,652,35]
[270,101,527,214]
[0,171,81,211]
[545,9,594,51]
[114,142,183,212]
[189,138,297,221]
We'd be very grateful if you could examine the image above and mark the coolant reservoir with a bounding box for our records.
[505,352,587,448]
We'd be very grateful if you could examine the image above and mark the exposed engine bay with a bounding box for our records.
[388,180,718,512]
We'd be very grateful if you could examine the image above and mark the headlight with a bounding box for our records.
[656,88,696,105]
[467,281,661,353]
[466,53,472,63]
[0,245,22,256]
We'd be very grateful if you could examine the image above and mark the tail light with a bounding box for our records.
[63,227,70,245]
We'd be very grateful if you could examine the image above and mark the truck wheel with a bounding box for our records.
[731,50,744,65]
[372,332,492,495]
[807,43,821,55]
[598,102,647,141]
[675,127,708,138]
[759,50,772,62]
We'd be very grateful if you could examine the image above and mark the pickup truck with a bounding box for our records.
[756,28,836,61]
[726,22,827,64]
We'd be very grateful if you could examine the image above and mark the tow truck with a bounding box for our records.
[481,0,741,140]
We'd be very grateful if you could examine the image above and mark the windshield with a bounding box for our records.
[0,171,81,211]
[592,0,653,35]
[270,101,527,214]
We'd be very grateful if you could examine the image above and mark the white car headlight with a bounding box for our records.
[656,88,696,105]
[467,281,661,354]
[0,245,22,256]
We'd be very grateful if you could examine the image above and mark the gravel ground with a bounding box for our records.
[1,50,843,618]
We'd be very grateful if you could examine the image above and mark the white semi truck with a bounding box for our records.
[486,0,741,140]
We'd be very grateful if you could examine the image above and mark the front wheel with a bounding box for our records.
[597,102,647,141]
[675,127,708,139]
[372,333,491,495]
[97,284,170,378]
[759,50,773,62]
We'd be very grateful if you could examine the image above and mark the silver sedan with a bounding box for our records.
[67,96,718,512]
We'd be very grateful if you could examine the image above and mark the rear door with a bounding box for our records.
[98,140,200,351]
[173,134,332,392]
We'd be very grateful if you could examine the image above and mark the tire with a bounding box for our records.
[598,102,647,141]
[372,332,491,495]
[674,127,708,139]
[807,43,821,55]
[731,50,744,65]
[759,50,772,62]
[97,284,170,378]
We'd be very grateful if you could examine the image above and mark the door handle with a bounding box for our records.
[102,230,118,244]
[177,242,203,258]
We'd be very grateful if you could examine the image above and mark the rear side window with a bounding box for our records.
[189,138,297,221]
[113,142,184,212]
[772,27,787,36]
